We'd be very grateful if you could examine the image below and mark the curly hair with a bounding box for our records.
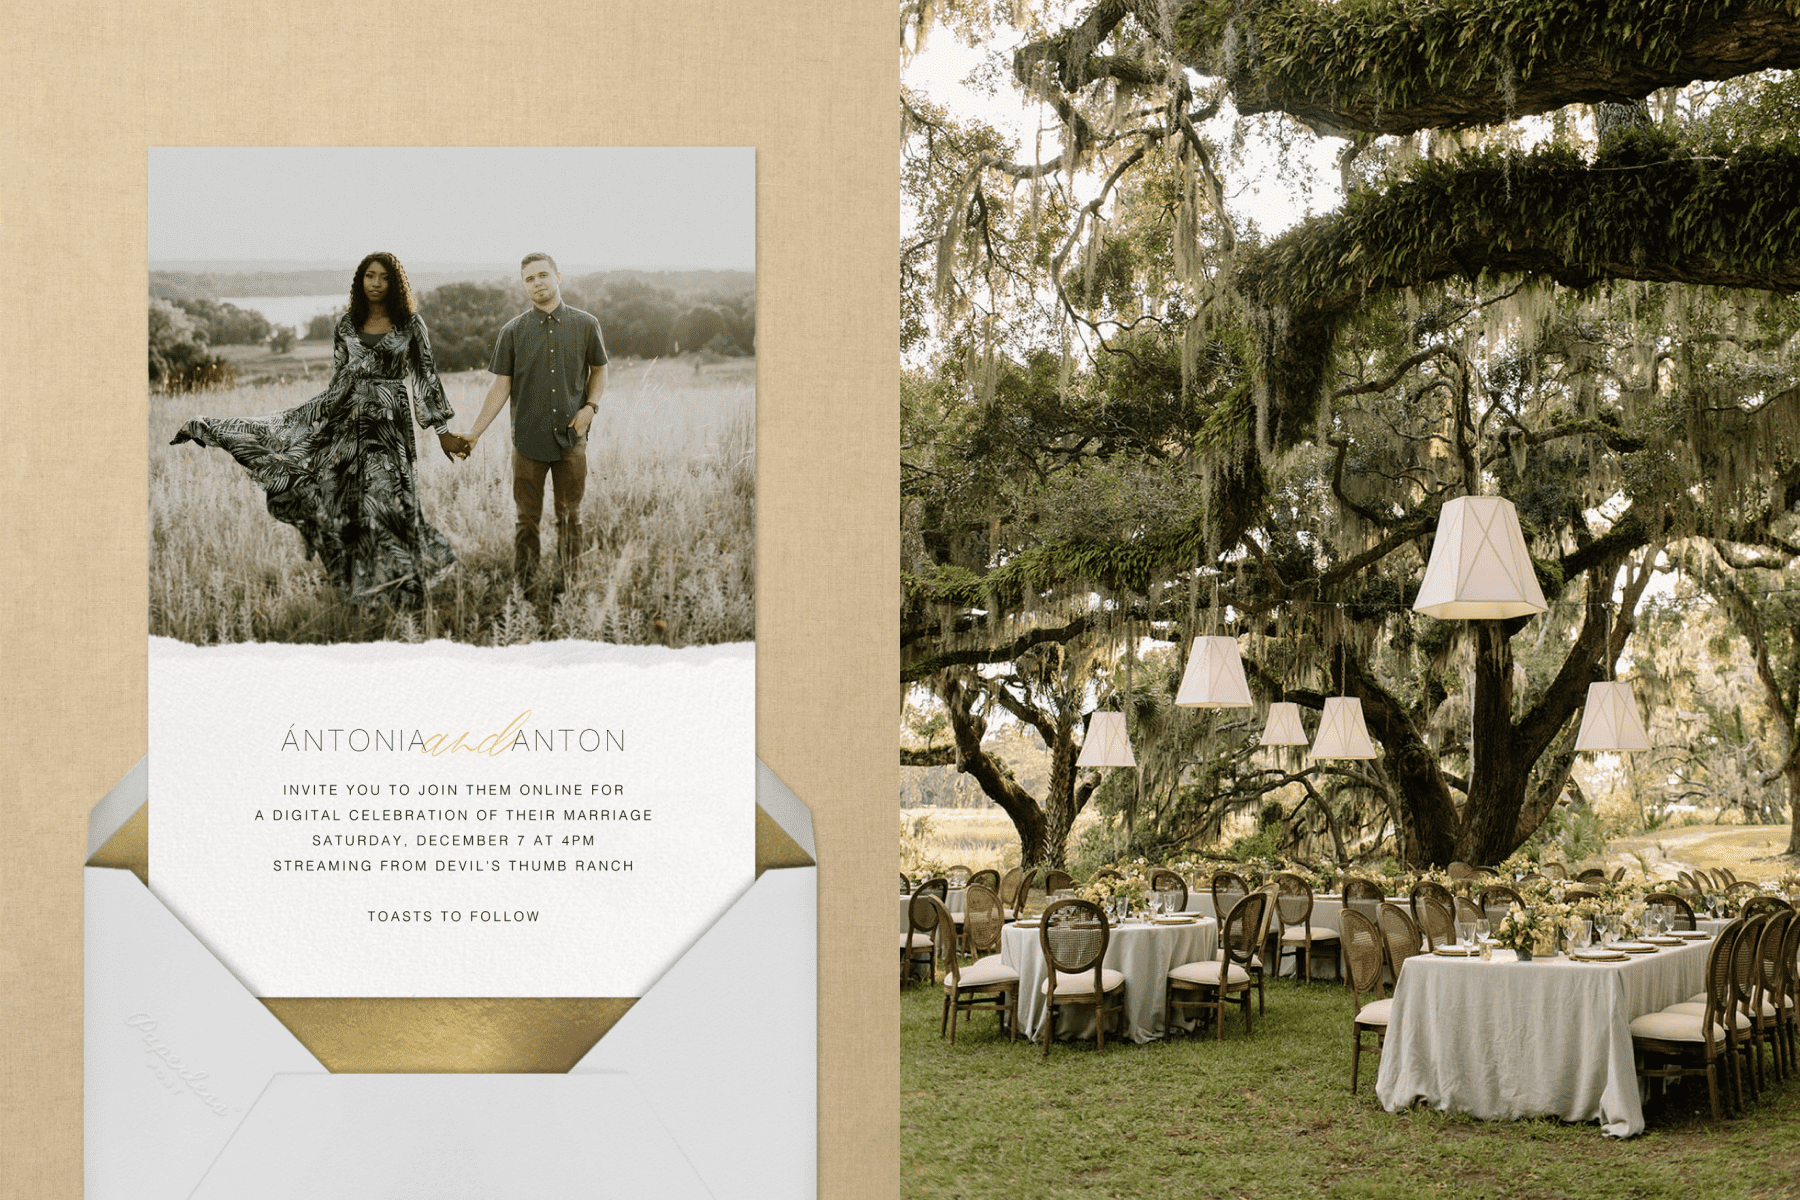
[348,252,418,330]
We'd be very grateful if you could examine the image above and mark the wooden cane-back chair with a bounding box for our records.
[1043,869,1075,895]
[1725,880,1764,908]
[1210,870,1251,919]
[1446,860,1478,883]
[1339,908,1389,1093]
[1376,902,1424,978]
[902,890,941,986]
[1779,915,1800,1080]
[962,884,1007,958]
[1741,895,1793,920]
[900,871,909,892]
[1149,869,1189,911]
[1478,884,1525,924]
[929,895,1018,1046]
[1093,867,1123,882]
[1644,891,1697,931]
[1341,876,1386,927]
[1631,919,1747,1121]
[1574,868,1608,883]
[1754,911,1793,1083]
[1562,887,1602,902]
[1211,870,1265,1010]
[1409,882,1456,950]
[1610,866,1626,882]
[1039,899,1125,1056]
[1732,914,1770,1100]
[1167,892,1266,1041]
[1271,872,1340,984]
[1452,896,1485,928]
[968,868,1000,893]
[945,865,973,887]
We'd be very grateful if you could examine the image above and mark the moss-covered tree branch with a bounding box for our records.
[1173,0,1800,135]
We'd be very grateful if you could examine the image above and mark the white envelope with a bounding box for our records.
[85,756,816,1200]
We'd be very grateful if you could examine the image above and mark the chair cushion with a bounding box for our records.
[949,958,1018,989]
[1044,968,1125,995]
[1685,991,1708,1005]
[1281,926,1340,944]
[900,932,935,950]
[1667,998,1779,1019]
[1169,960,1250,986]
[1354,998,1392,1027]
[1630,1009,1750,1041]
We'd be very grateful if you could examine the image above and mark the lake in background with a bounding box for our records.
[219,294,344,333]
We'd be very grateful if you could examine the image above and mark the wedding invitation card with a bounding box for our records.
[84,147,813,1200]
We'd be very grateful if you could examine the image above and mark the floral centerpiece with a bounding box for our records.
[1080,868,1151,916]
[1493,902,1566,959]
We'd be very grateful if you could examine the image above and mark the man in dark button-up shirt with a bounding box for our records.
[458,253,608,581]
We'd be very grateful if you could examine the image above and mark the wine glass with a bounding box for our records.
[1474,918,1490,947]
[1572,919,1592,952]
[1455,921,1475,951]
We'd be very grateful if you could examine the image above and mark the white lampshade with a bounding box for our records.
[1076,711,1136,767]
[1174,636,1253,707]
[1412,496,1549,619]
[1260,702,1309,746]
[1574,681,1652,752]
[1308,697,1379,760]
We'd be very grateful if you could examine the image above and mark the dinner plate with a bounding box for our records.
[1643,935,1685,946]
[1673,930,1709,939]
[1431,946,1476,957]
[1612,942,1658,953]
[1571,951,1630,962]
[1153,917,1196,925]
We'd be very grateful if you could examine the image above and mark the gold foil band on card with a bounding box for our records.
[258,997,636,1073]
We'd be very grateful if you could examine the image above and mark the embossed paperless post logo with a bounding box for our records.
[146,147,757,999]
[125,1014,232,1117]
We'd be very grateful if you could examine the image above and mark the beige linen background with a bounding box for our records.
[0,4,897,1198]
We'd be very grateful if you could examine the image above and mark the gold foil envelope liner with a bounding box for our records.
[86,783,812,1073]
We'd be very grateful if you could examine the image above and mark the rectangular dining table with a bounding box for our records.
[1375,937,1713,1137]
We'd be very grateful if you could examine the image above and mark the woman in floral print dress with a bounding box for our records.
[172,252,470,607]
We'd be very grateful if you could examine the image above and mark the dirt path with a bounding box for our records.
[1605,823,1796,881]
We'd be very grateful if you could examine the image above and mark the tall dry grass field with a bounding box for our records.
[150,358,754,647]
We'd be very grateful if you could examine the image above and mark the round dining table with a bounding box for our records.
[1000,916,1217,1043]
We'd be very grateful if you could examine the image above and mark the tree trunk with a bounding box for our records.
[1038,726,1083,870]
[1786,760,1800,857]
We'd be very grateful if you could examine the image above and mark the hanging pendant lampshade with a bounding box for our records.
[1574,681,1652,752]
[1308,697,1379,760]
[1174,636,1253,708]
[1076,711,1136,767]
[1260,701,1309,746]
[1412,496,1549,619]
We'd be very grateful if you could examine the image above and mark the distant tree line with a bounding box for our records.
[167,297,276,345]
[151,271,754,384]
[148,298,233,390]
[310,275,757,373]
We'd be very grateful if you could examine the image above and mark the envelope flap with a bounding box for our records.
[573,864,816,1200]
[84,866,325,1200]
[190,1074,713,1199]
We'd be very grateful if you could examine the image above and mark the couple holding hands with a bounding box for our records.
[174,251,606,605]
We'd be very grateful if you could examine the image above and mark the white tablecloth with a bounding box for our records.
[1001,918,1218,1043]
[1375,938,1713,1137]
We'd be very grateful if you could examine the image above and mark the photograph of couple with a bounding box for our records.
[173,250,606,605]
[149,147,755,649]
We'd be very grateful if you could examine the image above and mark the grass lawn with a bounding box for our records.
[902,969,1800,1200]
